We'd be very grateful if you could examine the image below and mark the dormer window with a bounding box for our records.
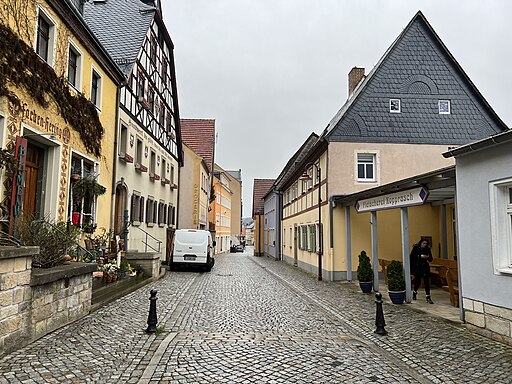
[439,100,451,114]
[389,99,401,113]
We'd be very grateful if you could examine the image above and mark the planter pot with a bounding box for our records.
[72,213,81,225]
[359,281,373,294]
[388,290,406,304]
[106,275,113,283]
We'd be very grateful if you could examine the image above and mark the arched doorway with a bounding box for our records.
[114,184,127,237]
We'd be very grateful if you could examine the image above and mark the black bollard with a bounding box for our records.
[146,289,158,333]
[374,292,387,335]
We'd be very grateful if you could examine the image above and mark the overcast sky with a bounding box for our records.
[163,0,512,218]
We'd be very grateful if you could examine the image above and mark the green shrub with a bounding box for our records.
[357,250,373,282]
[387,260,406,291]
[15,216,81,268]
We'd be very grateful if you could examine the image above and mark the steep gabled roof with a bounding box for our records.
[325,11,508,145]
[180,119,216,173]
[273,132,319,192]
[82,0,156,76]
[252,179,275,217]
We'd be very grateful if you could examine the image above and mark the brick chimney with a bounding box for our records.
[348,67,365,98]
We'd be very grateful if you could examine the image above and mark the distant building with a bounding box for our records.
[252,179,275,256]
[179,119,215,230]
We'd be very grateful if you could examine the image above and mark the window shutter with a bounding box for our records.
[146,199,150,224]
[130,195,136,222]
[140,197,144,223]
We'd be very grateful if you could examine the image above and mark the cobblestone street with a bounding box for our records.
[1,252,511,383]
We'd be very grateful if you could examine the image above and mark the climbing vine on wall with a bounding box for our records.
[0,23,105,157]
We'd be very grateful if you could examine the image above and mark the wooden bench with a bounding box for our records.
[444,268,459,307]
[430,258,457,287]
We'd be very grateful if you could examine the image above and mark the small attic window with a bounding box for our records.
[439,100,451,114]
[389,99,401,113]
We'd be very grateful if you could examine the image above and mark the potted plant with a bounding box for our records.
[73,174,107,200]
[82,222,97,234]
[118,258,130,279]
[357,250,373,293]
[387,260,406,304]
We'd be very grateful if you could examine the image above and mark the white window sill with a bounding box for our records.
[497,268,512,275]
[131,221,141,227]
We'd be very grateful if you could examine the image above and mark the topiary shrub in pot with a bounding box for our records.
[387,260,406,304]
[357,250,374,293]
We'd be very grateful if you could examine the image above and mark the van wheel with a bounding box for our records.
[169,260,176,271]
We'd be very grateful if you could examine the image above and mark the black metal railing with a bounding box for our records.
[131,225,162,253]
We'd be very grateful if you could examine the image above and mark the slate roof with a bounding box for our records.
[82,0,156,76]
[180,119,216,173]
[325,11,508,145]
[273,132,319,192]
[226,170,242,183]
[252,179,275,217]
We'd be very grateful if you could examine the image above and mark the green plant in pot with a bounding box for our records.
[357,250,374,293]
[73,174,107,200]
[387,260,406,304]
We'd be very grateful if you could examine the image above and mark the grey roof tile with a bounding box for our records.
[326,12,507,145]
[82,0,155,77]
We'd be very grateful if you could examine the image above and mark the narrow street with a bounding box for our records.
[1,251,511,383]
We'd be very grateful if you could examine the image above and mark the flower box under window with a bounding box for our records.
[135,163,148,173]
[120,152,134,163]
[162,178,170,185]
[170,183,177,190]
[149,173,161,181]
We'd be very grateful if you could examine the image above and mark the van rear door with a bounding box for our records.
[173,230,208,265]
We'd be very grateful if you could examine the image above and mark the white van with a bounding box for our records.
[170,229,216,271]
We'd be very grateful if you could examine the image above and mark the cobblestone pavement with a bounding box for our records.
[1,252,511,383]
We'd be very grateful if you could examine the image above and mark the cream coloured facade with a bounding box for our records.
[278,12,507,281]
[0,0,123,237]
[178,143,210,230]
[210,167,232,253]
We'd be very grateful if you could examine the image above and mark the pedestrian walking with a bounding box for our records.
[410,238,434,304]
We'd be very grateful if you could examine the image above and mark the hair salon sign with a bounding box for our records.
[355,186,429,213]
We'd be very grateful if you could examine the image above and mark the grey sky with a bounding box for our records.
[163,0,512,218]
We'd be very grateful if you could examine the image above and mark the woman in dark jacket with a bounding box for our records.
[409,238,434,304]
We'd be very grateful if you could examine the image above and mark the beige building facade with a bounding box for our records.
[279,12,507,281]
[178,143,210,230]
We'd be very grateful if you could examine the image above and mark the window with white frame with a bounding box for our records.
[308,224,316,252]
[136,138,143,165]
[130,192,141,223]
[307,167,313,189]
[67,43,82,89]
[120,125,128,155]
[91,69,102,109]
[490,178,512,273]
[300,225,308,250]
[439,100,451,114]
[36,9,56,66]
[150,150,156,176]
[69,154,99,228]
[146,196,154,224]
[389,98,401,113]
[356,153,376,182]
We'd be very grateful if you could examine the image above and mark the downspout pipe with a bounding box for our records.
[110,85,122,233]
[276,190,283,261]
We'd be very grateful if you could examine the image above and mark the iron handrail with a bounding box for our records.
[131,225,162,253]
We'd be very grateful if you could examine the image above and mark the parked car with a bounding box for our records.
[170,229,215,271]
[230,244,245,253]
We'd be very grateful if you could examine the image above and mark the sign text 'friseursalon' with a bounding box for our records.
[355,187,429,213]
